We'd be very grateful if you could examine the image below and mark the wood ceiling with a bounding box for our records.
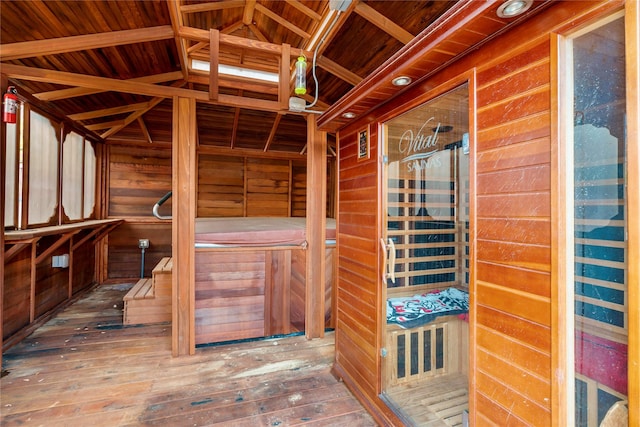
[0,1,545,154]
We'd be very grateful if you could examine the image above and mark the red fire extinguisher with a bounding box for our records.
[3,86,18,124]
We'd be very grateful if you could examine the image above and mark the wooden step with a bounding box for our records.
[153,257,172,297]
[124,278,154,301]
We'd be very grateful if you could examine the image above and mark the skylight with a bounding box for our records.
[192,59,279,83]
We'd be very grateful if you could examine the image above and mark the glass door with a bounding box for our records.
[381,84,470,425]
[570,14,630,426]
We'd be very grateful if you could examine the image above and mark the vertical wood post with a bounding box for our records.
[305,114,327,339]
[172,96,197,356]
[1,74,7,367]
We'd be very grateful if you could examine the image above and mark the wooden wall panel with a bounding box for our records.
[107,222,171,280]
[245,158,290,217]
[194,250,266,344]
[291,160,307,218]
[473,32,553,425]
[108,144,172,217]
[71,238,96,295]
[34,237,70,318]
[2,250,31,340]
[334,124,383,415]
[197,154,245,217]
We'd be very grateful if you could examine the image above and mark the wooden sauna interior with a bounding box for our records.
[2,1,638,426]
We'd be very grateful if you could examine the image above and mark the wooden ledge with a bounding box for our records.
[4,219,123,242]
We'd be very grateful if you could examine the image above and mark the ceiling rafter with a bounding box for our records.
[2,63,205,100]
[137,117,153,144]
[180,0,244,14]
[354,2,414,44]
[0,26,175,61]
[243,0,257,25]
[263,113,283,152]
[167,0,189,81]
[316,55,362,86]
[254,3,310,39]
[68,102,151,121]
[32,71,184,101]
[285,0,322,22]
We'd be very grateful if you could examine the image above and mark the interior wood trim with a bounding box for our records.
[550,31,573,427]
[625,1,639,424]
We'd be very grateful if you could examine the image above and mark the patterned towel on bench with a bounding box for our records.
[387,287,469,329]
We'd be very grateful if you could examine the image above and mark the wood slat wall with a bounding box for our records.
[197,155,310,218]
[334,123,388,421]
[473,35,553,426]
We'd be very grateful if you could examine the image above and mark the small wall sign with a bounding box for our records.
[358,126,369,160]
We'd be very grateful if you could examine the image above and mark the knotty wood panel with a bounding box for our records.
[473,26,554,424]
[71,235,97,295]
[246,158,290,217]
[107,222,171,280]
[197,154,244,217]
[291,160,307,217]
[194,250,266,344]
[333,124,383,416]
[2,249,31,340]
[108,144,172,217]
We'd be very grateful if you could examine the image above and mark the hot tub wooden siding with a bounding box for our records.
[194,245,335,345]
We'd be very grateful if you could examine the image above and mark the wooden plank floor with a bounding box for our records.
[1,284,376,427]
[385,374,468,427]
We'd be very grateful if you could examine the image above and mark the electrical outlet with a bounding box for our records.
[138,239,150,249]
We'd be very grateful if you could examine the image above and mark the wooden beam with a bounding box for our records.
[181,0,244,14]
[248,23,270,43]
[316,55,363,86]
[263,113,283,152]
[85,119,126,131]
[285,0,322,21]
[33,71,183,101]
[243,0,257,25]
[305,114,326,339]
[34,232,76,265]
[167,0,189,81]
[255,3,310,40]
[187,41,208,54]
[1,63,207,101]
[67,102,150,121]
[209,29,220,101]
[179,26,310,57]
[137,118,153,144]
[354,2,414,45]
[100,96,165,139]
[198,144,305,161]
[172,96,197,357]
[216,93,282,113]
[280,43,291,110]
[230,104,241,149]
[187,72,279,95]
[0,26,174,61]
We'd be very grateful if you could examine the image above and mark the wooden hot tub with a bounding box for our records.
[194,217,336,345]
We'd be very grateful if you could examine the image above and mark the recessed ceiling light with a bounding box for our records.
[497,0,532,18]
[342,112,356,119]
[392,76,412,86]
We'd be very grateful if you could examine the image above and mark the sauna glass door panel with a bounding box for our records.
[381,84,469,425]
[571,16,629,426]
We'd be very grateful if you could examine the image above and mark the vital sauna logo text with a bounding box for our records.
[398,117,443,171]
